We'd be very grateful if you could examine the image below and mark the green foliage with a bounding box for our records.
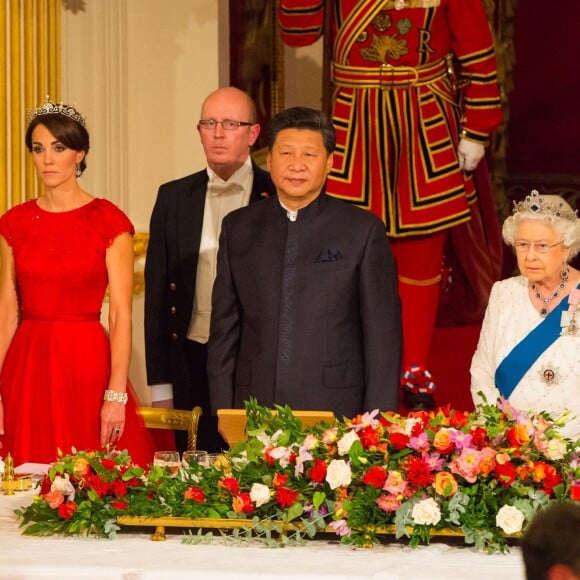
[13,398,580,553]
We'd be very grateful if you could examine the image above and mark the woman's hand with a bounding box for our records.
[100,400,126,446]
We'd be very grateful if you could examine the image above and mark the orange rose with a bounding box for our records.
[506,425,530,447]
[73,457,90,477]
[478,447,497,475]
[232,492,254,514]
[433,429,455,454]
[433,471,458,497]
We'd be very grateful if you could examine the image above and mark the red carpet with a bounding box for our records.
[428,324,480,413]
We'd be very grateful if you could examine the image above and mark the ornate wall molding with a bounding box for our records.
[60,1,129,210]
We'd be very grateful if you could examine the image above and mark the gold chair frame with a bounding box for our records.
[138,406,202,452]
[217,408,335,448]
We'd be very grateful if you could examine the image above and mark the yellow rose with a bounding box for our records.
[73,457,90,477]
[433,429,455,454]
[433,471,458,497]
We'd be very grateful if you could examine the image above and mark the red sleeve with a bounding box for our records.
[279,0,325,47]
[449,0,503,142]
[91,199,135,248]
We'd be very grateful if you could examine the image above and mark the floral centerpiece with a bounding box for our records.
[16,398,580,553]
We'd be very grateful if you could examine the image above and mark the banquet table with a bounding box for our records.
[0,491,527,580]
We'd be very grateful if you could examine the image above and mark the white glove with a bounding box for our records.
[457,138,485,172]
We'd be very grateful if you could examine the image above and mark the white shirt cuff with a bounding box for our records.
[149,383,173,402]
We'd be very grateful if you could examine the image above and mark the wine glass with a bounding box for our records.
[153,451,181,476]
[182,450,209,469]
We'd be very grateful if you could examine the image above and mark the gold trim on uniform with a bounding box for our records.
[383,0,441,9]
[398,273,442,286]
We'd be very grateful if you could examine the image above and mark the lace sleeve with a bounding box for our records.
[91,199,135,247]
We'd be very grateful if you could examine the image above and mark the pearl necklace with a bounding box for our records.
[531,269,569,317]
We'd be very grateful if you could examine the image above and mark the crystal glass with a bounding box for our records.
[182,450,209,468]
[153,451,181,476]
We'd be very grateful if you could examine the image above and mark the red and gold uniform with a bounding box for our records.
[279,0,503,408]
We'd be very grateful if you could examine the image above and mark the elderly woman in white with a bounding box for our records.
[470,191,580,440]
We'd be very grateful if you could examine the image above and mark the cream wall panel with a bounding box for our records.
[60,0,221,404]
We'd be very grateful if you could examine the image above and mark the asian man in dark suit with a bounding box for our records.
[208,107,402,420]
[144,87,276,452]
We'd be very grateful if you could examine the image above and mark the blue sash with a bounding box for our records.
[495,287,577,398]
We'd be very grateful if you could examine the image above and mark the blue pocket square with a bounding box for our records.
[315,249,343,263]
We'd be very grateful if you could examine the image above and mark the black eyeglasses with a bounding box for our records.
[198,119,254,131]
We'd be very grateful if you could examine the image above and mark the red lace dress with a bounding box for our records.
[0,199,155,466]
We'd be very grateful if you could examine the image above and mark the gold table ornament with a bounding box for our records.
[2,476,32,493]
[116,515,494,542]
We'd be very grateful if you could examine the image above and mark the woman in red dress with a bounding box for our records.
[0,102,154,467]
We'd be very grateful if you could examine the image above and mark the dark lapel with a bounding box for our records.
[177,171,208,297]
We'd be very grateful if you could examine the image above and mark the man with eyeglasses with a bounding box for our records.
[144,87,276,453]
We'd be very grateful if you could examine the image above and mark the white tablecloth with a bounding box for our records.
[0,492,526,580]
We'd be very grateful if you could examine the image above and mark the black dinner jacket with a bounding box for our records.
[144,162,276,388]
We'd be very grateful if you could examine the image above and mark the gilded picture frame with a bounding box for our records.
[229,0,285,165]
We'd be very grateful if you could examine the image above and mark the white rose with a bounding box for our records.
[337,430,360,456]
[411,498,441,526]
[325,459,352,490]
[495,505,525,535]
[51,474,76,500]
[544,438,566,461]
[249,483,271,507]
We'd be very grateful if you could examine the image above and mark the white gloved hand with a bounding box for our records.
[457,138,485,172]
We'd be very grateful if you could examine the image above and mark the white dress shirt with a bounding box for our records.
[187,158,253,343]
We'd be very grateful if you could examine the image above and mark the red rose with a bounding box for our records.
[570,484,580,501]
[109,479,128,497]
[39,474,53,496]
[390,432,410,450]
[124,477,142,488]
[542,473,563,496]
[184,486,205,503]
[470,426,490,449]
[233,492,255,514]
[111,500,129,510]
[219,477,240,494]
[506,425,530,447]
[449,410,469,428]
[100,458,117,470]
[494,462,516,487]
[359,426,380,449]
[276,487,299,508]
[273,473,288,489]
[57,501,78,520]
[308,459,327,483]
[85,473,109,498]
[362,466,387,488]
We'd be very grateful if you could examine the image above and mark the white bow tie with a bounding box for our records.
[208,181,242,195]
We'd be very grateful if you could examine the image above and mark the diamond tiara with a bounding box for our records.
[27,100,86,127]
[513,190,577,222]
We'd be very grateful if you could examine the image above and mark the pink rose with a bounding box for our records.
[44,489,65,509]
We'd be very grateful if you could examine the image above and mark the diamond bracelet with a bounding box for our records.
[103,389,128,405]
